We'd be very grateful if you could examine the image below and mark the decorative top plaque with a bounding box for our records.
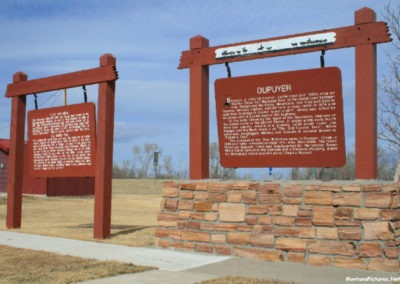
[28,103,96,177]
[215,67,345,168]
[215,32,336,60]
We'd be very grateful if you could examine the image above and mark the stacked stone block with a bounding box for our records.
[155,181,400,272]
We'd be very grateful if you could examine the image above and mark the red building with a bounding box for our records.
[0,139,94,196]
[0,139,9,193]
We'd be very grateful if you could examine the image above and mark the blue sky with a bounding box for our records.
[0,0,396,178]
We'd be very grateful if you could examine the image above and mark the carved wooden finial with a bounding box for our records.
[100,53,116,67]
[355,7,376,24]
[12,72,28,83]
[190,35,209,49]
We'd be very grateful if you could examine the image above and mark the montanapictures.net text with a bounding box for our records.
[346,276,400,282]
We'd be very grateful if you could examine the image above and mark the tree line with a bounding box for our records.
[289,147,396,181]
[113,142,397,181]
[113,143,187,179]
[112,142,241,179]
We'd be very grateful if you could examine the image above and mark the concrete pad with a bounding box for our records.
[0,231,231,271]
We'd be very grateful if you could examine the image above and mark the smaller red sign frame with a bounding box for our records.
[28,103,96,178]
[215,67,345,168]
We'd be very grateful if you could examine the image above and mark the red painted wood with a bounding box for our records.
[27,103,97,178]
[178,22,391,69]
[93,54,116,239]
[1,137,93,196]
[47,177,94,196]
[215,67,346,168]
[22,144,47,195]
[4,54,117,238]
[6,72,27,229]
[0,149,8,193]
[5,65,117,98]
[355,8,377,179]
[180,8,390,180]
[189,36,210,179]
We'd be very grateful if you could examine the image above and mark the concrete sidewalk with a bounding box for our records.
[0,231,230,272]
[0,231,398,284]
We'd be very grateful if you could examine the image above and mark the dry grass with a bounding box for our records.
[197,276,298,284]
[0,179,165,247]
[0,180,163,283]
[0,245,153,284]
[0,180,299,284]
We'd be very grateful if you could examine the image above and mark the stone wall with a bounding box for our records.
[155,181,400,272]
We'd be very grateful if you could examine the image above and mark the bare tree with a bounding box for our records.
[132,143,162,178]
[289,147,395,181]
[112,160,135,178]
[162,155,176,178]
[290,148,356,181]
[209,142,235,179]
[379,2,400,181]
[209,142,221,178]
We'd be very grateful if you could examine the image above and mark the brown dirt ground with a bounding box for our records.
[0,179,166,246]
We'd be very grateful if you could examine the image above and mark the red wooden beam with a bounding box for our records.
[5,65,118,98]
[189,36,209,179]
[355,8,378,179]
[178,21,391,69]
[94,54,116,239]
[6,72,27,229]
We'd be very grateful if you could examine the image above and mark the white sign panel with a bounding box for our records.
[215,32,336,59]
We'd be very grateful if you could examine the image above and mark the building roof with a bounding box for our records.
[0,139,10,154]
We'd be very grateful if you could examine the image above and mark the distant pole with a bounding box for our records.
[6,72,27,229]
[355,7,377,179]
[64,89,67,106]
[153,151,159,179]
[189,35,210,179]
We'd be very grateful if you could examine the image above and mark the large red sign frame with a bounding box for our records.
[215,67,345,168]
[178,7,391,179]
[28,103,97,178]
[5,54,117,239]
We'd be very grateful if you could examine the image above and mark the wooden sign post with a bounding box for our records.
[5,54,118,239]
[178,7,391,179]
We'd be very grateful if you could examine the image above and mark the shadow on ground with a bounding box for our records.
[67,223,154,237]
